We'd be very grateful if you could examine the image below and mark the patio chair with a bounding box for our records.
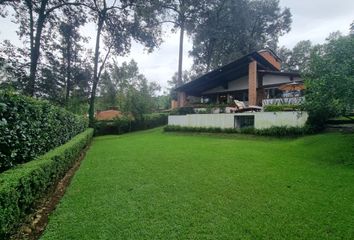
[234,100,262,112]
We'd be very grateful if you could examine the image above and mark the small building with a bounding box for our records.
[175,49,304,108]
[95,110,122,121]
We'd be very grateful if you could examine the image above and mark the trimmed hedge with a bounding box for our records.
[164,125,311,137]
[0,91,88,172]
[0,128,93,238]
[263,104,302,112]
[94,113,168,136]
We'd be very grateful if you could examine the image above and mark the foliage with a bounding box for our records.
[263,104,302,112]
[169,106,195,115]
[164,125,311,137]
[0,0,86,96]
[0,128,93,238]
[0,3,91,106]
[304,32,354,130]
[85,0,163,126]
[277,40,313,72]
[167,70,193,100]
[94,113,168,136]
[0,91,88,172]
[97,60,161,116]
[190,0,292,72]
[155,95,171,110]
[41,130,354,239]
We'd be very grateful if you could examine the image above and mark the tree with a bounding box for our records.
[58,11,87,105]
[83,0,162,126]
[304,32,354,130]
[277,40,312,72]
[98,60,161,116]
[98,70,117,109]
[0,0,84,96]
[162,0,208,86]
[190,0,292,73]
[168,70,192,100]
[0,41,29,90]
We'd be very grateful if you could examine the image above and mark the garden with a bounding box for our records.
[40,129,354,239]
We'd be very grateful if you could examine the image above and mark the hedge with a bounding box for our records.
[94,113,168,136]
[0,91,88,172]
[164,125,311,137]
[0,128,93,238]
[263,104,302,112]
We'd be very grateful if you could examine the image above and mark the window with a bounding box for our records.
[234,115,255,129]
[265,88,283,99]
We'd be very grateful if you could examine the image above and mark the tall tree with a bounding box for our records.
[190,0,292,73]
[82,0,162,126]
[162,0,207,86]
[57,10,87,105]
[0,0,83,96]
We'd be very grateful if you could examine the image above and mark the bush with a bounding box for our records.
[94,113,168,136]
[0,128,93,238]
[169,106,195,115]
[263,104,302,112]
[254,126,311,137]
[164,125,311,137]
[0,91,88,172]
[164,125,238,134]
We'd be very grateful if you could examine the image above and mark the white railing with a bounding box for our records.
[262,97,304,106]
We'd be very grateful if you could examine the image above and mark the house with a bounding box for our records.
[95,109,122,121]
[174,49,304,108]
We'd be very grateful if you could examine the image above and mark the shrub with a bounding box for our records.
[170,106,195,115]
[254,126,311,137]
[164,125,238,134]
[0,128,93,238]
[164,125,311,137]
[263,104,302,112]
[94,113,168,136]
[0,91,88,172]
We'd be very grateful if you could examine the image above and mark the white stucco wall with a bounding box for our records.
[169,114,235,128]
[202,76,249,94]
[200,74,303,95]
[253,112,308,129]
[262,75,303,86]
[168,112,308,129]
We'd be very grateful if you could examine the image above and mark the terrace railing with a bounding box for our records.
[262,97,304,106]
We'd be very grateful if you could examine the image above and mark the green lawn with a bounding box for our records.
[41,129,354,240]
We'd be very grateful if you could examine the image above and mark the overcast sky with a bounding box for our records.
[0,0,353,92]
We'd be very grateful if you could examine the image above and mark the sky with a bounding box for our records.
[0,0,353,92]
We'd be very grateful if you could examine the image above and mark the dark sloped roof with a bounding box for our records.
[176,51,280,95]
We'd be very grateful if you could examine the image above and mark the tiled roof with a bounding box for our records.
[95,110,122,121]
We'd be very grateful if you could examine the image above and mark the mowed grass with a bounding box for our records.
[41,129,354,240]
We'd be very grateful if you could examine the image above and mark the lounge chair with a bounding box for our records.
[233,100,262,112]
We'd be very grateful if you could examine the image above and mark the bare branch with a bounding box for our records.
[45,2,83,16]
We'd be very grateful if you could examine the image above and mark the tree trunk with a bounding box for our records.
[177,22,185,87]
[88,16,104,127]
[65,36,72,106]
[26,0,48,96]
